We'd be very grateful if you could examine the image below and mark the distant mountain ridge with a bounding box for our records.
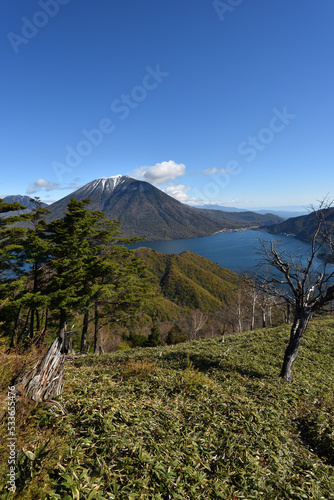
[2,195,48,209]
[195,204,246,213]
[0,195,48,219]
[48,175,283,240]
[195,204,308,219]
[266,207,334,242]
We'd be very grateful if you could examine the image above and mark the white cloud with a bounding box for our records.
[27,178,81,194]
[190,167,229,177]
[202,167,229,175]
[133,160,186,185]
[163,184,200,204]
[27,179,59,194]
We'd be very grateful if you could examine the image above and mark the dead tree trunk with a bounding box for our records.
[261,308,266,328]
[286,302,291,324]
[29,309,35,340]
[10,308,21,349]
[58,308,68,354]
[268,305,272,327]
[80,310,89,354]
[93,301,99,354]
[250,293,256,331]
[280,309,311,383]
[17,338,65,402]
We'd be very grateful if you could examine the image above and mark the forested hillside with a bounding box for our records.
[136,247,239,311]
[267,206,334,242]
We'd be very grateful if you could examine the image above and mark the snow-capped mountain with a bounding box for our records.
[48,175,282,240]
[73,175,128,198]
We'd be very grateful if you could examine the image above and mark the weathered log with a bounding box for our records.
[17,338,65,402]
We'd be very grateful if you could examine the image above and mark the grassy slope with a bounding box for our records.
[0,316,334,499]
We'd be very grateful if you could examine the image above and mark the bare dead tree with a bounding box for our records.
[256,206,334,382]
[188,309,208,340]
[229,290,248,333]
[258,293,276,328]
[249,287,258,331]
[276,297,292,324]
[241,276,258,331]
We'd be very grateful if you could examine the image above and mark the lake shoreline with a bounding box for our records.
[213,225,260,235]
[129,230,321,273]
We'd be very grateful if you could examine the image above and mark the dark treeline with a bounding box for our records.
[0,197,152,354]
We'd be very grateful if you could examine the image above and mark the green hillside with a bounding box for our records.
[1,316,333,498]
[136,248,240,312]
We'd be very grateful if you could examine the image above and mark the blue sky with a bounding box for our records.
[1,0,333,209]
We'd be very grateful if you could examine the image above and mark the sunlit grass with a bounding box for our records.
[0,316,333,499]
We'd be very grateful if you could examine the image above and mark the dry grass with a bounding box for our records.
[0,316,333,499]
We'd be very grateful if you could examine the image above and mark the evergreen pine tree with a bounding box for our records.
[0,198,33,346]
[16,198,52,345]
[46,198,153,353]
[147,324,162,347]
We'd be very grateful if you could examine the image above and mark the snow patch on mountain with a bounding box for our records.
[87,175,128,194]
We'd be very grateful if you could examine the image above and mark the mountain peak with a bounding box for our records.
[87,175,129,193]
[48,176,283,240]
[99,174,128,182]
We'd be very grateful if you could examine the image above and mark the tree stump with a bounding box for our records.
[17,338,65,402]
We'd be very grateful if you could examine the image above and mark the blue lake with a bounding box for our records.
[129,230,325,273]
